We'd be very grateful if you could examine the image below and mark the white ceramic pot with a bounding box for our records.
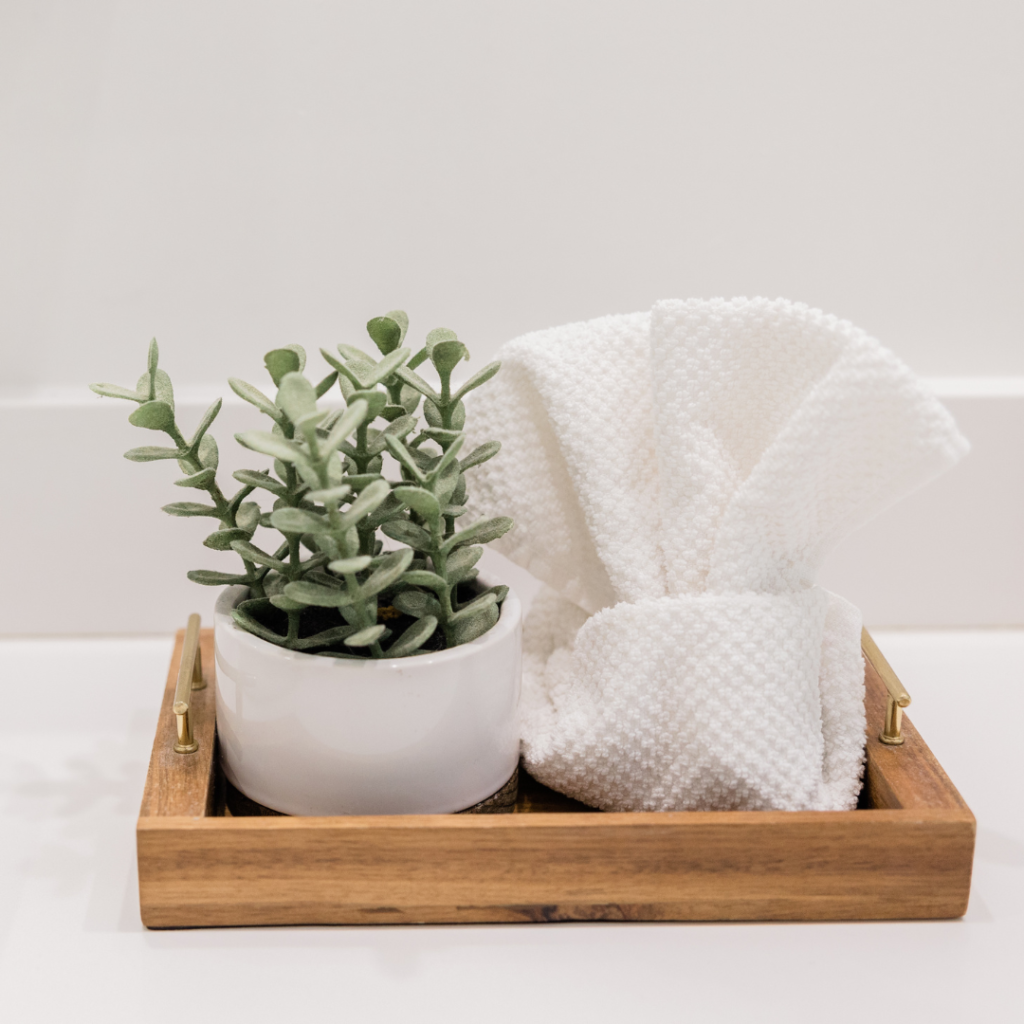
[213,581,522,815]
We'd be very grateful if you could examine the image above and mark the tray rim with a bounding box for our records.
[136,627,976,927]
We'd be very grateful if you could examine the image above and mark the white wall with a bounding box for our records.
[3,2,1022,633]
[3,0,1023,396]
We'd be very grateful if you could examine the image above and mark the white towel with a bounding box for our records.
[465,298,968,811]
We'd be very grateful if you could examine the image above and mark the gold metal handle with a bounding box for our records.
[861,627,912,746]
[173,613,205,754]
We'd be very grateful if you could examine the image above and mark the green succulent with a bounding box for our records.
[90,312,513,658]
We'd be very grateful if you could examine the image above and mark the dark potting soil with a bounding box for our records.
[244,580,490,658]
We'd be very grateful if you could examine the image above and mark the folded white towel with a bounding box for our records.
[466,298,968,811]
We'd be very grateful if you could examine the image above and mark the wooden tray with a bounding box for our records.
[137,629,975,927]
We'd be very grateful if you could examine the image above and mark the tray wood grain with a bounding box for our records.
[137,630,975,927]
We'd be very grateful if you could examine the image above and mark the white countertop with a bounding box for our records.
[1,630,1021,1023]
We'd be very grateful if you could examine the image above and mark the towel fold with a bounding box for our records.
[466,298,968,811]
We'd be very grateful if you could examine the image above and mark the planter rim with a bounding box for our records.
[213,576,521,670]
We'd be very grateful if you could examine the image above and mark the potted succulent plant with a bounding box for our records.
[91,312,520,816]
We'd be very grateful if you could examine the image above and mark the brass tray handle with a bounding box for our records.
[861,627,912,746]
[173,613,205,754]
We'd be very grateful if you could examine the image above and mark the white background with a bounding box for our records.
[2,0,1023,397]
[2,1,1023,633]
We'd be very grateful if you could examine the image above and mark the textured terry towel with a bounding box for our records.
[465,298,969,812]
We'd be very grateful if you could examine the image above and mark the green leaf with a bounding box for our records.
[163,502,220,518]
[197,433,219,470]
[381,518,432,550]
[293,408,328,438]
[323,398,369,455]
[452,601,499,644]
[236,501,261,533]
[337,343,372,362]
[427,434,465,484]
[425,327,458,354]
[363,491,408,530]
[461,440,501,471]
[399,570,448,593]
[229,378,282,422]
[447,544,483,577]
[394,486,440,520]
[314,371,339,398]
[129,400,175,431]
[269,593,306,612]
[264,348,302,386]
[451,400,467,431]
[204,527,251,550]
[441,516,514,555]
[235,430,311,468]
[407,346,429,371]
[318,406,343,431]
[418,427,462,446]
[359,347,410,388]
[299,552,329,573]
[302,567,345,588]
[433,458,462,508]
[175,467,217,489]
[384,434,427,484]
[233,469,287,497]
[450,473,467,505]
[338,478,391,529]
[423,398,465,430]
[394,366,440,403]
[283,580,353,608]
[386,310,409,341]
[367,414,416,456]
[186,398,222,453]
[89,382,145,402]
[332,359,372,391]
[429,339,469,376]
[327,555,372,574]
[346,473,384,491]
[452,361,501,404]
[275,371,318,426]
[422,398,442,428]
[307,484,352,504]
[320,348,348,380]
[231,540,288,569]
[451,591,497,624]
[393,590,441,619]
[292,625,359,650]
[232,605,287,645]
[386,615,438,657]
[188,569,252,586]
[400,383,422,414]
[366,316,403,355]
[380,404,407,423]
[124,445,181,462]
[271,507,329,534]
[349,389,387,421]
[360,549,414,598]
[344,625,388,648]
[136,369,174,409]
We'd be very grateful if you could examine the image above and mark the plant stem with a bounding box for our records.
[167,423,265,597]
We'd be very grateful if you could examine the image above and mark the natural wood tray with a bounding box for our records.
[137,629,975,927]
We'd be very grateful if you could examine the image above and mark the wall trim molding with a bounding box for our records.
[4,380,1020,633]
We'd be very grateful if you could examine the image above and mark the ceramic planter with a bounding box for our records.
[212,581,522,816]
